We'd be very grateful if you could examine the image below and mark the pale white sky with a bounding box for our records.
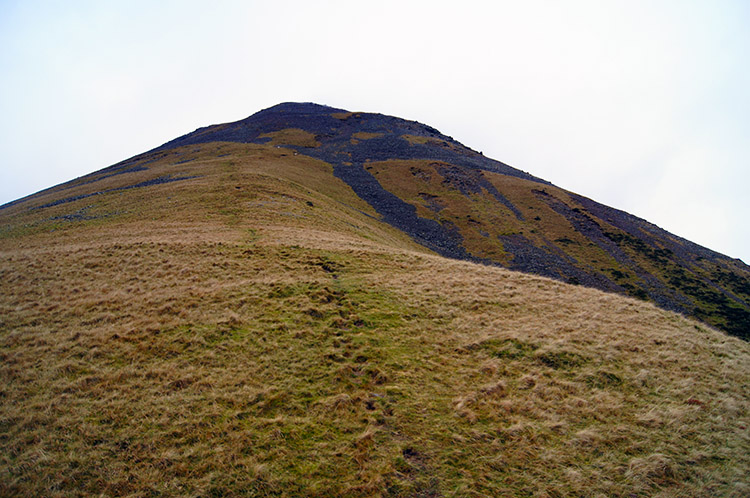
[1,0,748,262]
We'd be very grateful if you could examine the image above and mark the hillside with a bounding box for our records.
[0,110,749,496]
[152,103,750,339]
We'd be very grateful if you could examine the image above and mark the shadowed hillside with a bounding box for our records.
[1,110,749,497]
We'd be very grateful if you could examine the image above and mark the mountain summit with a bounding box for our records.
[153,102,750,338]
[156,102,546,262]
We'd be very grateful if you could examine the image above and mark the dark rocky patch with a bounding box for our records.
[498,233,620,291]
[331,162,472,261]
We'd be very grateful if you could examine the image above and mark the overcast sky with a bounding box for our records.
[1,0,748,262]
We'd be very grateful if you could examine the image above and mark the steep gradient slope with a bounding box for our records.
[149,103,750,338]
[1,143,748,496]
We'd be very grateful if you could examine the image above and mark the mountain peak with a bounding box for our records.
[251,101,348,117]
[158,102,542,180]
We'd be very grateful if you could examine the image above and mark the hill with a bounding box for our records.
[0,107,749,496]
[154,103,750,339]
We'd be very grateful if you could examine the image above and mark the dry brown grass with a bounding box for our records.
[352,132,384,140]
[259,128,321,148]
[1,142,748,497]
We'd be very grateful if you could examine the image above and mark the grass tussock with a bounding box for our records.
[0,142,748,497]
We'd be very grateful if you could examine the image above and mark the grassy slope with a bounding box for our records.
[1,143,749,497]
